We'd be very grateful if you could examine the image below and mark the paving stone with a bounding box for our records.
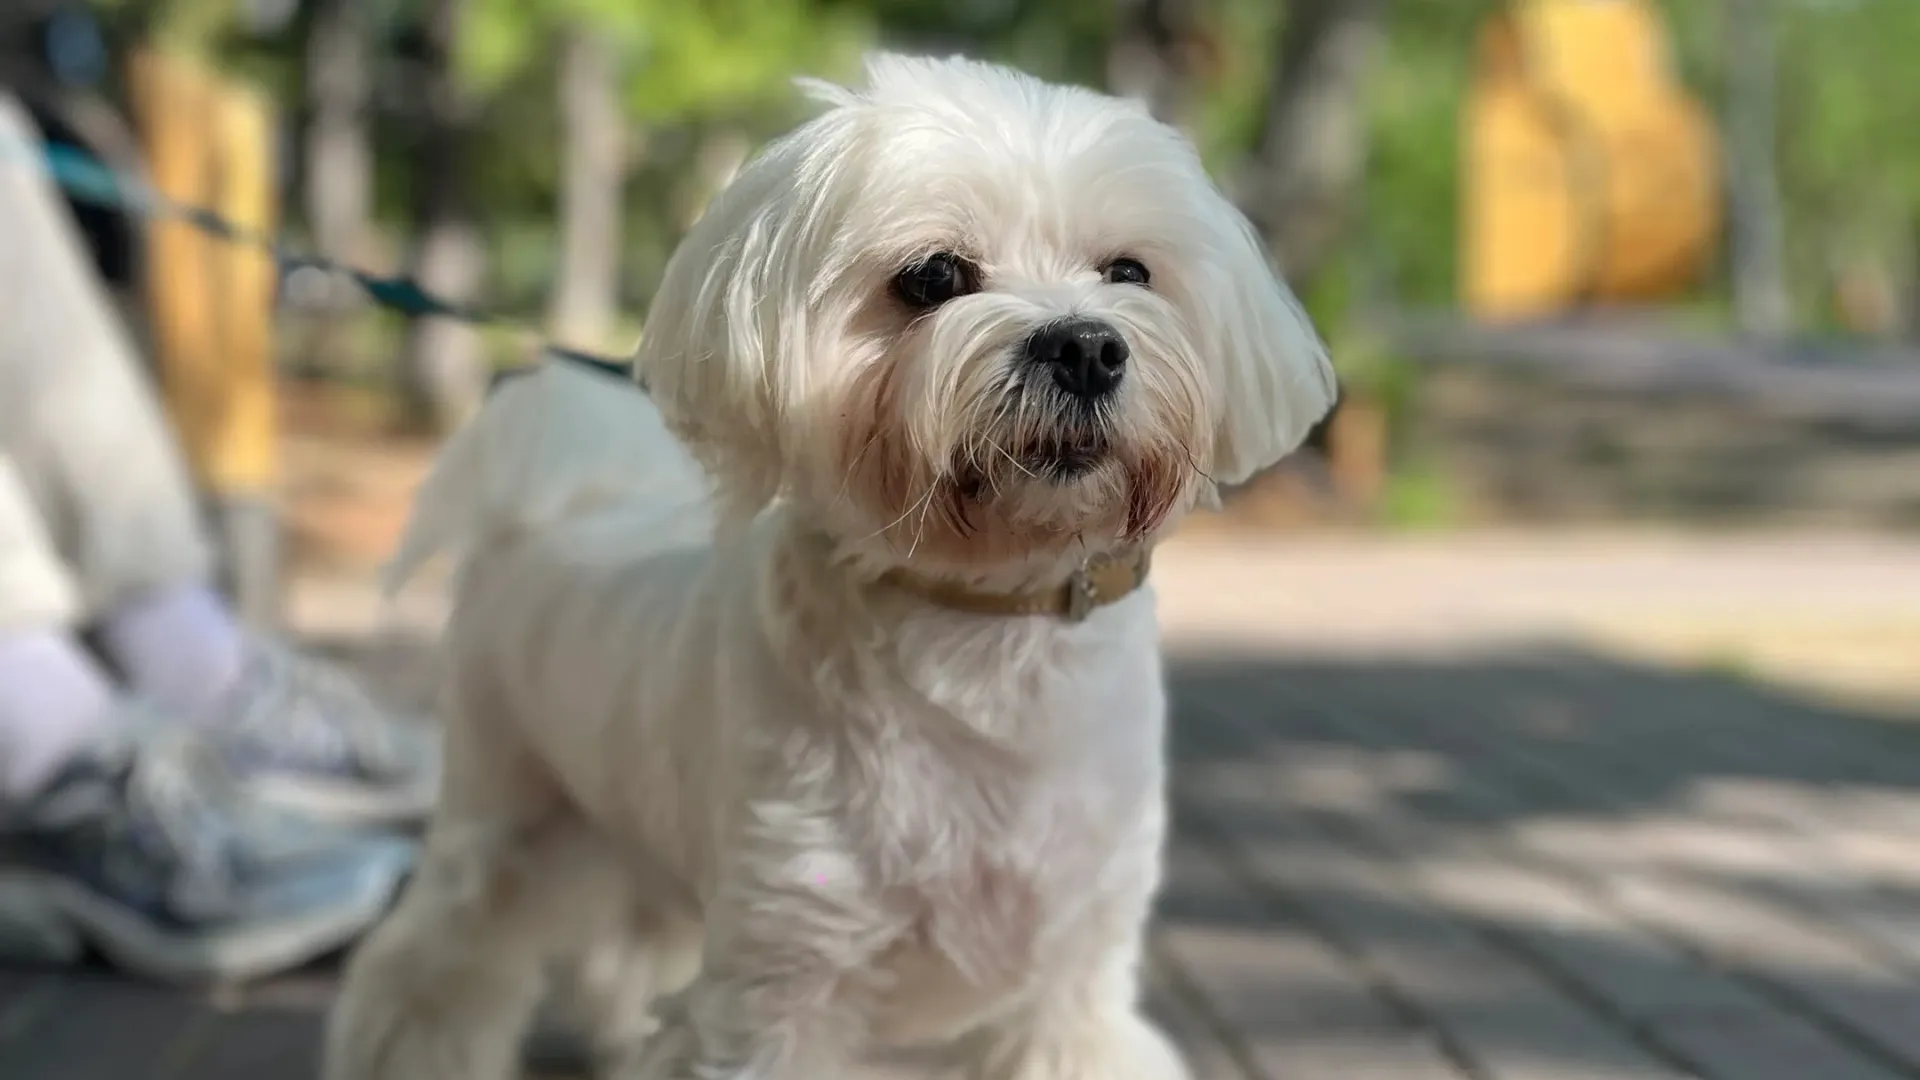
[0,975,211,1080]
[183,1009,324,1080]
[7,631,1920,1080]
[1654,1015,1909,1080]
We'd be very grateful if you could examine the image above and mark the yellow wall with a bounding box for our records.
[127,47,281,497]
[1463,0,1720,320]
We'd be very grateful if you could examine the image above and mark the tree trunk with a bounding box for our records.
[1242,0,1385,286]
[548,26,627,352]
[1106,0,1214,132]
[302,0,371,263]
[398,0,487,432]
[1725,0,1792,338]
[298,0,372,373]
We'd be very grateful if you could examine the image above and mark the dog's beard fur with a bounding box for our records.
[633,56,1336,578]
[825,294,1209,574]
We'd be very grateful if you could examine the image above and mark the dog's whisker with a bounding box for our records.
[868,478,942,546]
[987,435,1036,481]
[835,427,889,507]
[1179,442,1216,485]
[906,485,937,557]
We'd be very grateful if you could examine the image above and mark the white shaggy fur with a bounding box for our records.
[325,53,1334,1080]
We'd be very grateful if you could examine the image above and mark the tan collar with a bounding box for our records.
[876,549,1153,622]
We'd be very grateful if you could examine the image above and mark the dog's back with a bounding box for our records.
[382,354,733,874]
[384,355,715,596]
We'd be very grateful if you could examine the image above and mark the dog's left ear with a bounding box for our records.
[1195,211,1339,487]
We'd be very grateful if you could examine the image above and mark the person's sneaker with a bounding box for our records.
[206,636,441,828]
[0,708,415,984]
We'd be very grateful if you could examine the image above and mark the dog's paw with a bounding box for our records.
[984,1012,1188,1080]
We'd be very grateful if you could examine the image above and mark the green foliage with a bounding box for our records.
[850,0,1116,87]
[1189,0,1498,308]
[1358,1,1499,309]
[127,0,1920,339]
[461,0,869,121]
[1775,1,1920,217]
[87,0,239,52]
[1185,0,1277,172]
[1772,0,1920,315]
[1380,462,1462,531]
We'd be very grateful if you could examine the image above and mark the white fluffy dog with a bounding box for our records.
[325,52,1334,1080]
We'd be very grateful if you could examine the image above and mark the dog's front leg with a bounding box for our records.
[963,835,1188,1080]
[963,942,1188,1080]
[616,813,902,1080]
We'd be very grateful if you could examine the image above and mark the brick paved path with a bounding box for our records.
[1158,648,1920,1080]
[6,535,1920,1078]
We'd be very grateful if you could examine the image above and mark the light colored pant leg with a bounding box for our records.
[0,454,82,634]
[0,91,214,622]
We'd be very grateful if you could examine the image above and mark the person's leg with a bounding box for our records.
[0,95,223,645]
[0,92,437,824]
[0,453,115,800]
[0,91,248,710]
[0,453,416,982]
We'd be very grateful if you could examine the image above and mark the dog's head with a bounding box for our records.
[636,53,1335,580]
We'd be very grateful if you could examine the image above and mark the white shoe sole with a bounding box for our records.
[0,862,405,984]
[243,772,438,829]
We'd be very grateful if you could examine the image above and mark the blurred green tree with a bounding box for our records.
[458,0,866,355]
[1770,0,1920,334]
[394,0,485,430]
[86,0,1920,359]
[1240,0,1386,290]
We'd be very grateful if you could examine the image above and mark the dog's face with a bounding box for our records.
[637,54,1335,577]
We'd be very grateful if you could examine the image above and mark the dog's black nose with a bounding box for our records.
[1025,319,1128,400]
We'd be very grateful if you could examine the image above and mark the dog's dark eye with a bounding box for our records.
[1103,258,1151,287]
[894,252,978,308]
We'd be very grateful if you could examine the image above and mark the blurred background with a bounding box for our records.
[8,0,1907,695]
[5,1,1920,1077]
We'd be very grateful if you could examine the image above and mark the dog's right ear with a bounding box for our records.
[636,60,883,523]
[635,118,850,520]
